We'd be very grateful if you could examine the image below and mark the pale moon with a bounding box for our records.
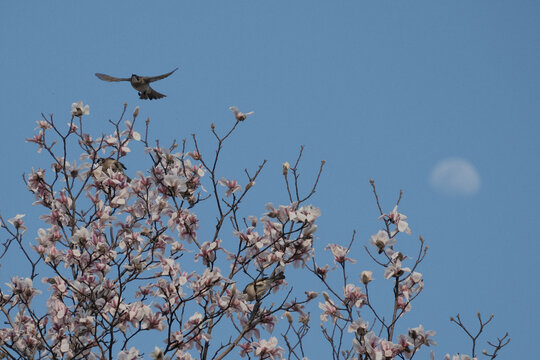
[429,158,481,196]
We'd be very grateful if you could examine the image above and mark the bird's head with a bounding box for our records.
[274,272,285,281]
[131,74,140,81]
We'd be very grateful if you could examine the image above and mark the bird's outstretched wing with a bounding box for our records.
[143,68,179,83]
[95,73,130,82]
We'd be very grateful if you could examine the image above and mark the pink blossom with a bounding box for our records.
[117,347,141,360]
[369,230,395,254]
[379,205,412,236]
[253,337,284,360]
[348,318,368,335]
[325,243,356,264]
[7,214,26,233]
[194,239,222,265]
[34,120,52,130]
[343,284,366,308]
[218,177,242,197]
[319,298,341,323]
[229,106,254,121]
[142,312,166,331]
[7,277,41,303]
[71,100,90,117]
[174,350,196,360]
[396,334,413,358]
[316,264,330,279]
[150,347,164,360]
[384,259,411,279]
[238,342,253,357]
[25,133,45,152]
[409,324,437,347]
[361,270,374,285]
[364,331,381,359]
[379,339,401,358]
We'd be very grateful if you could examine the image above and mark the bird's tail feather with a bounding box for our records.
[140,89,166,100]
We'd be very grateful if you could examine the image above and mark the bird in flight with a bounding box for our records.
[95,68,178,100]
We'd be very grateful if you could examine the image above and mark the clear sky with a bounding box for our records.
[1,1,538,358]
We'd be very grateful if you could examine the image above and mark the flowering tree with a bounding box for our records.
[0,102,509,359]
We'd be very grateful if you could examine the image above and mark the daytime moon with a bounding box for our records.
[429,158,481,196]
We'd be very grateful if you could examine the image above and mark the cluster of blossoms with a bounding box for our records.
[1,102,322,359]
[233,202,321,272]
[0,102,508,359]
[310,193,439,360]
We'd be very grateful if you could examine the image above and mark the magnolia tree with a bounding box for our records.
[0,102,509,360]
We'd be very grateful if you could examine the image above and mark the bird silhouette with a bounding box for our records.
[95,68,178,100]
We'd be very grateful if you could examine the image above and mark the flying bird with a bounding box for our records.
[95,68,178,100]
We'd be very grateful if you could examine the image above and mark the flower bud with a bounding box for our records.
[190,151,202,161]
[282,311,293,325]
[133,106,139,119]
[360,270,373,285]
[282,162,290,175]
[248,216,257,227]
[323,291,331,303]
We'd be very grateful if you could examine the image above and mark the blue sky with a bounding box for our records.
[1,1,538,358]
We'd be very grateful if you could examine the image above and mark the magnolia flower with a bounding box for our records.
[384,259,410,279]
[343,284,366,308]
[379,206,411,235]
[253,337,284,360]
[229,106,254,121]
[348,318,368,335]
[361,270,373,285]
[117,347,141,360]
[370,230,395,254]
[218,177,241,197]
[163,174,188,194]
[7,276,41,302]
[8,214,26,231]
[282,311,294,325]
[150,347,164,360]
[34,120,52,130]
[409,324,437,347]
[71,101,90,117]
[316,264,330,279]
[194,239,222,266]
[319,298,341,323]
[238,342,253,357]
[325,243,356,264]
